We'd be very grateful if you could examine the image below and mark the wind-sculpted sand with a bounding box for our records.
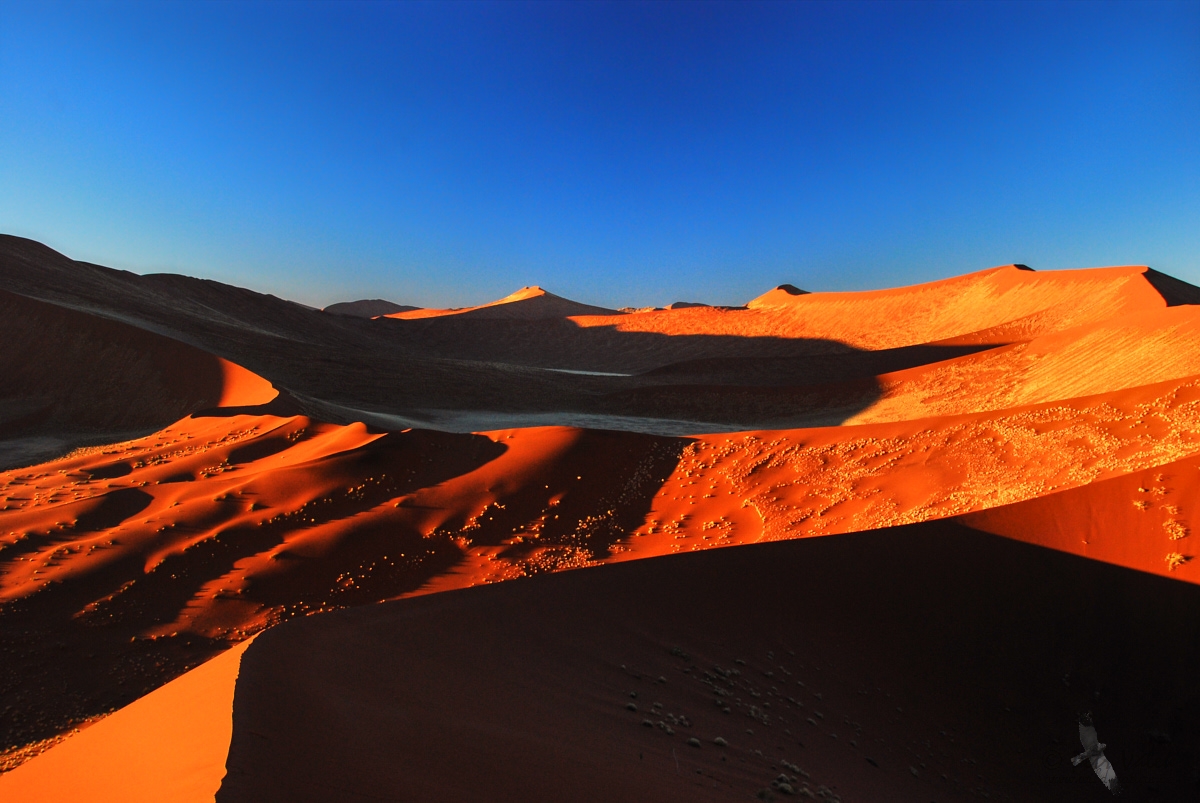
[2,235,1200,798]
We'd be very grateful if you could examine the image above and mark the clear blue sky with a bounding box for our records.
[2,1,1197,309]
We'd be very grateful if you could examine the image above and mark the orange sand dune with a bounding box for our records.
[3,366,1200,772]
[844,304,1200,424]
[0,416,679,637]
[957,452,1200,579]
[387,285,618,320]
[18,523,1200,801]
[6,233,1200,790]
[4,368,1198,640]
[585,264,1188,350]
[0,636,253,802]
[11,235,1200,433]
[617,374,1200,569]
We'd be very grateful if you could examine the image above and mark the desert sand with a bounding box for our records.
[2,234,1199,799]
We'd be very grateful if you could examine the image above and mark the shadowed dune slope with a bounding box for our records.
[8,234,1199,433]
[1,235,892,430]
[196,524,1200,801]
[322,300,418,318]
[12,525,1199,801]
[0,636,254,803]
[0,416,683,763]
[6,230,1200,786]
[0,288,275,468]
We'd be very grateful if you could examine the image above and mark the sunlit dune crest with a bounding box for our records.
[605,264,1184,347]
[386,285,619,320]
[0,637,253,802]
[216,360,278,408]
[3,235,1200,797]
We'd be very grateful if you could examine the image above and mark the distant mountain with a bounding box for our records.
[323,299,419,318]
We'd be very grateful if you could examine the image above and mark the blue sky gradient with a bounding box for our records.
[2,0,1197,308]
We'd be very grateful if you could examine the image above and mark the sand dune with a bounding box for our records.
[322,299,418,318]
[3,368,1199,767]
[594,264,1186,349]
[0,287,276,469]
[8,523,1199,800]
[4,233,1200,796]
[209,524,1200,801]
[957,452,1200,578]
[0,637,253,802]
[845,304,1200,424]
[741,263,1194,348]
[9,236,1196,434]
[387,285,619,320]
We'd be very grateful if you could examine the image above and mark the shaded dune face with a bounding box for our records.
[0,235,895,432]
[0,288,276,468]
[4,233,1200,791]
[210,525,1200,802]
[4,372,1200,772]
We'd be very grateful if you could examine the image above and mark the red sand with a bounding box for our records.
[4,242,1200,796]
[0,636,253,802]
[0,287,276,460]
[14,523,1198,801]
[595,264,1180,347]
[958,452,1200,578]
[387,285,618,320]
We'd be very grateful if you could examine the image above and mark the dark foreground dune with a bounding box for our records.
[219,523,1200,802]
[5,521,1198,801]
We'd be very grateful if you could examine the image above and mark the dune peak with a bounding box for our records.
[498,285,550,303]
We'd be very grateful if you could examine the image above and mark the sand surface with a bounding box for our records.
[209,526,1200,800]
[0,635,253,802]
[3,234,1200,796]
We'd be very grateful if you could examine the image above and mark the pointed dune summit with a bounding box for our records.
[744,283,809,306]
[386,285,618,320]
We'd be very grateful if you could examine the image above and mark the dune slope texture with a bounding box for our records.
[0,637,254,802]
[2,235,1199,796]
